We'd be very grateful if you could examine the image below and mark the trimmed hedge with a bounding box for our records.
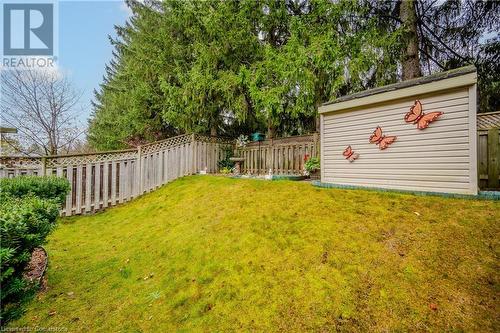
[0,176,70,204]
[0,176,69,324]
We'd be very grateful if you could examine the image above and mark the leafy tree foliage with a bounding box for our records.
[89,0,498,150]
[367,0,499,111]
[415,0,500,112]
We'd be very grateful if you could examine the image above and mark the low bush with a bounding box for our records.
[217,148,235,171]
[304,156,320,173]
[0,176,70,204]
[220,166,233,174]
[0,176,69,324]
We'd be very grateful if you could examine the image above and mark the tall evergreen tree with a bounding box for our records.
[399,0,422,80]
[88,0,498,150]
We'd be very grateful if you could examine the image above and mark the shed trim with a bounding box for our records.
[320,114,325,181]
[319,67,477,114]
[468,84,478,194]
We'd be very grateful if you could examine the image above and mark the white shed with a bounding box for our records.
[318,66,478,195]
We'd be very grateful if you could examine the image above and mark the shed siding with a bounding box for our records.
[322,87,476,194]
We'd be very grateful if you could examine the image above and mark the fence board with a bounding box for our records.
[487,128,499,188]
[130,161,135,200]
[65,167,73,216]
[103,162,109,208]
[111,162,117,206]
[121,161,127,203]
[120,161,126,203]
[139,152,144,195]
[76,165,83,215]
[158,153,161,185]
[478,129,500,189]
[85,164,92,213]
[147,155,152,192]
[151,154,156,189]
[135,155,141,196]
[95,163,101,210]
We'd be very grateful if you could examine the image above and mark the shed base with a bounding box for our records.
[311,181,500,201]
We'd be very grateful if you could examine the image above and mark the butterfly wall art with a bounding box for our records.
[342,146,359,162]
[369,126,397,150]
[405,100,443,130]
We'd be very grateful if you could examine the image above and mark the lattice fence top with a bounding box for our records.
[140,134,233,155]
[0,134,234,169]
[1,133,235,170]
[194,134,234,145]
[141,134,193,154]
[46,150,138,167]
[0,156,42,169]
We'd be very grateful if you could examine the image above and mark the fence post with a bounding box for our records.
[191,133,198,175]
[137,145,143,194]
[41,157,47,176]
[270,138,274,173]
[313,132,320,157]
[488,128,499,188]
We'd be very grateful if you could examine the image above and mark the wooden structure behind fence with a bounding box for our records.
[478,128,500,189]
[237,134,320,175]
[0,134,232,216]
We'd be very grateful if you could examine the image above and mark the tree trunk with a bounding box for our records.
[267,122,275,139]
[210,125,217,137]
[400,0,421,80]
[315,100,322,133]
[49,136,57,155]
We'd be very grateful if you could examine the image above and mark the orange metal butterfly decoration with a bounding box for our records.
[343,146,359,162]
[369,126,396,150]
[405,100,443,129]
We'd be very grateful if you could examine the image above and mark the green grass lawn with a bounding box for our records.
[11,176,500,332]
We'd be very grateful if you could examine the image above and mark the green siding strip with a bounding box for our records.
[311,181,500,201]
[230,175,308,181]
[271,175,308,181]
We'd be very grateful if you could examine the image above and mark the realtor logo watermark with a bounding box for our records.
[2,1,58,68]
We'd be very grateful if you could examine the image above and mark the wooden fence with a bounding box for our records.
[478,128,500,189]
[0,134,232,216]
[237,134,320,175]
[2,129,497,212]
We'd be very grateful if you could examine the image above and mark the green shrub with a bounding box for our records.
[217,148,235,171]
[0,176,69,324]
[220,166,233,174]
[0,176,70,204]
[0,196,60,323]
[304,157,320,172]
